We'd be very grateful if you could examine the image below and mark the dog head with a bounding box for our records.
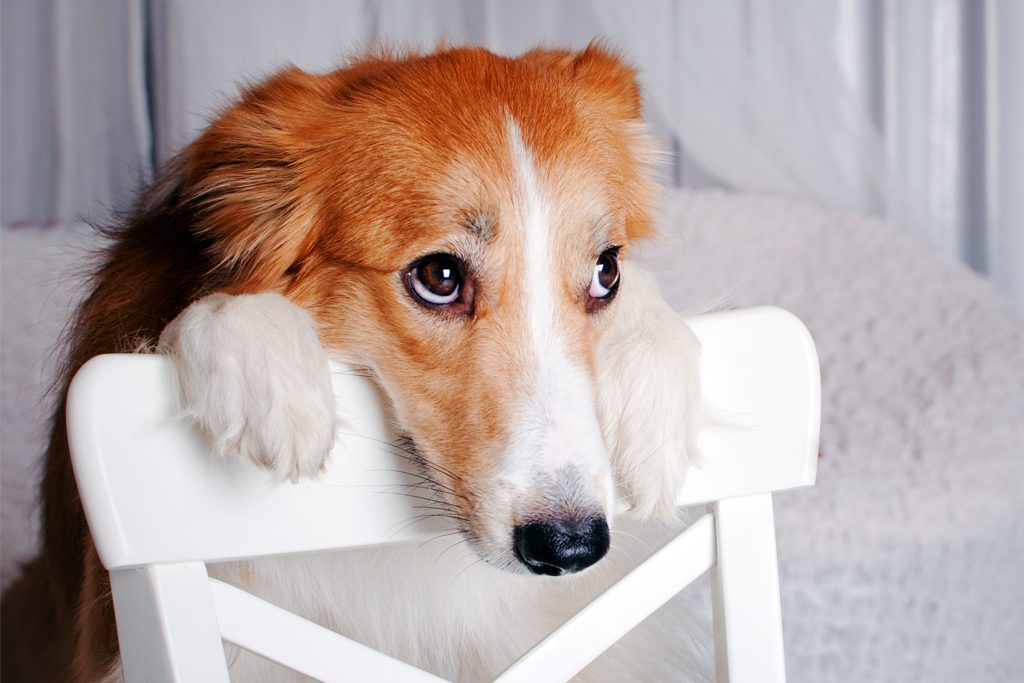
[175,45,659,575]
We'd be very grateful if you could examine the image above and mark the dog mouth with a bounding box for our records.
[395,433,610,576]
[393,432,474,533]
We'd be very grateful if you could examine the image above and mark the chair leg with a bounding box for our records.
[711,494,787,683]
[109,563,230,683]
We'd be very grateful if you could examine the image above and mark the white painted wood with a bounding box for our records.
[66,352,451,570]
[67,306,819,682]
[495,513,716,683]
[209,579,445,683]
[681,308,820,506]
[711,494,787,683]
[109,563,230,683]
[66,306,819,571]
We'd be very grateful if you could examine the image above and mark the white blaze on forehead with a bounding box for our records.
[504,119,613,514]
[506,121,557,356]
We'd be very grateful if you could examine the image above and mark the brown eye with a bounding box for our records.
[407,254,463,306]
[588,249,620,306]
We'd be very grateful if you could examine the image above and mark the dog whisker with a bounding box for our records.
[417,529,465,550]
[385,513,463,540]
[610,528,656,554]
[329,368,375,379]
[410,505,464,517]
[448,556,488,589]
[380,490,459,508]
[336,430,475,495]
[434,536,473,562]
[367,466,454,487]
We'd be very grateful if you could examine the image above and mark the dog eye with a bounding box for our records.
[587,249,620,309]
[407,254,463,306]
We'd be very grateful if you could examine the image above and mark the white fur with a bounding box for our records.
[148,233,700,679]
[157,292,336,482]
[99,513,711,683]
[503,119,613,514]
[148,260,704,682]
[597,263,701,519]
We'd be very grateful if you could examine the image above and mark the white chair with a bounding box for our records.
[67,306,820,683]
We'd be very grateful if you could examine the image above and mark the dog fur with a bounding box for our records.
[1,45,702,682]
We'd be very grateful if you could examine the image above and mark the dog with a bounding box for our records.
[1,44,704,682]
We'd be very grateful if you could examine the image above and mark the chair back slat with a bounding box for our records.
[680,308,820,505]
[209,579,446,682]
[495,513,716,683]
[711,494,788,683]
[109,563,230,682]
[67,306,820,682]
[68,307,819,571]
[68,354,449,570]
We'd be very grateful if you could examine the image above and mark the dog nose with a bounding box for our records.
[513,516,610,576]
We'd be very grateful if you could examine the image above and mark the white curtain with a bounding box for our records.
[880,0,1023,312]
[1,0,151,225]
[598,0,1022,310]
[3,0,1021,310]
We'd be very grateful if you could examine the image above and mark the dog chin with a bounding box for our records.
[395,412,614,578]
[391,435,537,576]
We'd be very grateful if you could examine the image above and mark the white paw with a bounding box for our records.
[158,292,336,482]
[597,265,701,519]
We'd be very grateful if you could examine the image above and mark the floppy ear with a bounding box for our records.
[523,42,643,120]
[569,43,645,121]
[173,67,329,291]
[596,263,701,520]
[524,44,660,242]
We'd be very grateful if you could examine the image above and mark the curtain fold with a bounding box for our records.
[2,0,1020,310]
[1,0,151,226]
[878,0,1021,311]
[987,0,1024,313]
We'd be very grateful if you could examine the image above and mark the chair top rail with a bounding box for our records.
[67,306,819,570]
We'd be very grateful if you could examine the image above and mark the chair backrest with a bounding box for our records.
[67,306,820,683]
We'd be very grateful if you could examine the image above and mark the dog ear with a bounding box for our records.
[172,67,329,291]
[596,264,701,520]
[525,44,659,242]
[569,43,645,121]
[524,43,643,121]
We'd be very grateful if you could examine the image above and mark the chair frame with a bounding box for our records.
[68,306,820,682]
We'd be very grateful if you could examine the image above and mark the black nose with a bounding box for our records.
[513,517,610,576]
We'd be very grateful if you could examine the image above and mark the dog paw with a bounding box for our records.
[158,292,336,482]
[597,264,701,520]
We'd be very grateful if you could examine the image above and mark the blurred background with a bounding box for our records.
[4,0,1023,307]
[2,2,1022,681]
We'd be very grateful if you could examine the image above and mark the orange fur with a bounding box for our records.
[1,44,658,680]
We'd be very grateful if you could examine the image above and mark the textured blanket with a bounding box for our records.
[639,190,1024,682]
[3,189,1022,681]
